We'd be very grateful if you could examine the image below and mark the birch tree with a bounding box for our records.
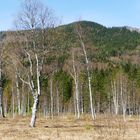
[0,42,4,117]
[50,77,54,119]
[68,50,80,119]
[120,75,127,122]
[75,23,96,119]
[72,51,80,119]
[15,0,56,127]
[64,48,81,119]
[111,79,119,115]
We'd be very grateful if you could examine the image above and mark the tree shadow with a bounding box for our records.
[44,124,108,128]
[44,125,82,128]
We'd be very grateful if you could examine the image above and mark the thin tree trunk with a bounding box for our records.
[72,52,80,119]
[120,77,126,122]
[20,52,41,127]
[111,80,119,115]
[15,71,21,115]
[12,85,15,118]
[4,98,7,116]
[74,78,80,119]
[80,85,84,114]
[79,35,95,118]
[56,87,60,116]
[0,89,4,117]
[43,98,47,117]
[76,27,96,119]
[0,60,4,118]
[21,82,26,116]
[74,91,77,117]
[50,78,53,119]
[27,91,30,114]
[88,75,95,119]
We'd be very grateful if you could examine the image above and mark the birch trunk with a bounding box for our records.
[30,95,38,127]
[29,53,41,127]
[120,77,126,122]
[74,78,80,119]
[27,91,30,114]
[56,87,60,116]
[77,29,95,119]
[80,85,84,114]
[12,85,15,118]
[88,75,95,119]
[15,71,21,115]
[74,91,77,117]
[72,52,80,119]
[4,98,7,116]
[0,88,4,117]
[0,60,4,117]
[19,52,41,127]
[21,83,26,116]
[50,78,53,119]
[16,0,55,127]
[111,80,119,115]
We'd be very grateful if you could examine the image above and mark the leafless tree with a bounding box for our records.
[75,23,96,119]
[15,0,56,127]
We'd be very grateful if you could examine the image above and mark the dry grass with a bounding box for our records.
[0,114,140,140]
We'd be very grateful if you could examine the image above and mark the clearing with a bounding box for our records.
[0,115,140,140]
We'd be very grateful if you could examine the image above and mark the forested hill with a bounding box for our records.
[1,20,140,66]
[53,21,140,62]
[3,20,140,57]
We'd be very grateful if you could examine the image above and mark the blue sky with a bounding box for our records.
[0,0,140,30]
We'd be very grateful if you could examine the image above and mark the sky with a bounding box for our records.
[0,0,140,31]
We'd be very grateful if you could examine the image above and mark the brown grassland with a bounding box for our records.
[0,114,140,140]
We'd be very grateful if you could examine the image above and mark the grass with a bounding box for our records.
[0,114,140,140]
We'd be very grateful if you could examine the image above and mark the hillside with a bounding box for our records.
[1,20,140,70]
[48,21,139,61]
[3,20,140,56]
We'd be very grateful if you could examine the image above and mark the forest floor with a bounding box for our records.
[0,114,140,140]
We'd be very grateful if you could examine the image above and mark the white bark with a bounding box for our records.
[30,95,38,127]
[12,85,15,118]
[50,78,53,119]
[72,52,80,119]
[75,78,80,119]
[16,0,53,127]
[111,80,119,115]
[80,85,84,114]
[15,71,21,115]
[35,54,41,96]
[73,90,77,117]
[21,83,26,116]
[56,87,60,116]
[29,53,40,127]
[76,28,95,119]
[120,77,127,122]
[19,52,41,127]
[27,91,30,114]
[0,60,4,117]
[0,90,4,117]
[4,98,7,116]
